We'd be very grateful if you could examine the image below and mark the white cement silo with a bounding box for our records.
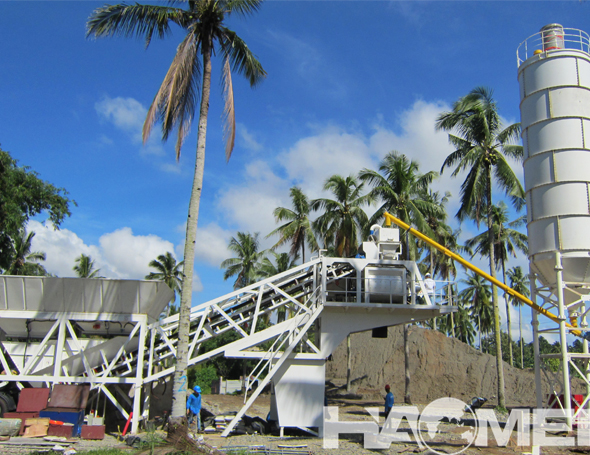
[517,25,590,427]
[518,25,590,289]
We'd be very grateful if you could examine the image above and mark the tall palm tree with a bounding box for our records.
[6,229,47,276]
[359,152,442,405]
[465,202,528,366]
[221,232,264,289]
[258,251,298,279]
[437,86,524,409]
[311,175,371,258]
[453,299,476,346]
[73,254,101,278]
[460,272,493,352]
[87,0,266,421]
[267,187,318,264]
[419,190,454,332]
[507,266,530,369]
[422,190,451,274]
[145,252,184,318]
[359,152,442,260]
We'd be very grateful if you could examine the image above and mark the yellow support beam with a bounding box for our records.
[382,212,582,337]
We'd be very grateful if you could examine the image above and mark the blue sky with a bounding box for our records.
[1,1,587,342]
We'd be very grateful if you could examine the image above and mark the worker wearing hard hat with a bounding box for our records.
[424,273,436,302]
[384,384,394,416]
[187,385,202,430]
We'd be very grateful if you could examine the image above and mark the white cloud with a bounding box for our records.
[279,126,374,197]
[194,223,233,267]
[160,162,182,174]
[95,96,164,155]
[237,124,263,152]
[215,100,460,251]
[217,160,289,246]
[99,227,177,279]
[95,96,145,139]
[27,222,194,286]
[28,221,102,278]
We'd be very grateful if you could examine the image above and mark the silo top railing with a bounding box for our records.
[517,27,590,67]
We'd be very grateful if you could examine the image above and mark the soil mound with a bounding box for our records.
[325,325,581,407]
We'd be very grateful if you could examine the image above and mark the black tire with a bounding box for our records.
[0,395,8,418]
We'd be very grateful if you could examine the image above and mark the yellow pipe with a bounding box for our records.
[383,212,582,337]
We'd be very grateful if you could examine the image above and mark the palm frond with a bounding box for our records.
[222,56,236,161]
[86,4,185,48]
[224,0,264,16]
[220,28,266,87]
[143,30,201,159]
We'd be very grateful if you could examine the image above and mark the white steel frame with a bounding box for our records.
[529,255,590,429]
[0,255,454,435]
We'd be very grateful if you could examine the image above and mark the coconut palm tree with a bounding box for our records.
[359,152,442,260]
[465,202,528,366]
[453,299,476,346]
[436,86,524,409]
[258,251,298,279]
[221,232,264,289]
[311,175,371,258]
[6,229,47,276]
[145,252,183,318]
[267,187,318,263]
[460,271,493,352]
[87,0,266,421]
[73,254,101,278]
[359,152,442,405]
[507,266,530,369]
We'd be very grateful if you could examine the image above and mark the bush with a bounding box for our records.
[187,364,218,394]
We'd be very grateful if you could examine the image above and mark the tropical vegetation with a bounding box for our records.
[73,254,102,278]
[0,147,74,272]
[86,0,266,421]
[436,86,524,408]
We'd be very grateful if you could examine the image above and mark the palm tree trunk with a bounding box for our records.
[519,305,524,369]
[404,232,412,404]
[487,166,506,409]
[346,334,352,392]
[431,251,436,329]
[404,323,412,404]
[502,261,514,367]
[478,315,482,352]
[170,46,212,422]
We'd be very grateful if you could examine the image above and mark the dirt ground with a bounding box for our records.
[1,326,588,454]
[1,393,587,455]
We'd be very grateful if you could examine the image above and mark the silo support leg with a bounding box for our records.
[555,252,572,429]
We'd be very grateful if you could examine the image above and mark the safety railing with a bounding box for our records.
[517,26,590,67]
[324,276,457,305]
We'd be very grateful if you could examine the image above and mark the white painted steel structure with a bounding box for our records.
[518,24,590,428]
[0,229,456,436]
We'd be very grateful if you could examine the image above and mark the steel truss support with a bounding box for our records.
[530,254,590,430]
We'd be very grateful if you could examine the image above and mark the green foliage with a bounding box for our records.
[74,254,101,278]
[0,148,75,271]
[268,186,318,263]
[145,252,183,318]
[311,174,371,258]
[221,232,265,289]
[258,251,298,279]
[5,229,49,276]
[187,364,218,394]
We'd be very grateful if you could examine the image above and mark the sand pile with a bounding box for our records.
[325,325,584,407]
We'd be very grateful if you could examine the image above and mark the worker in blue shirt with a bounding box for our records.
[384,384,394,416]
[186,385,202,430]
